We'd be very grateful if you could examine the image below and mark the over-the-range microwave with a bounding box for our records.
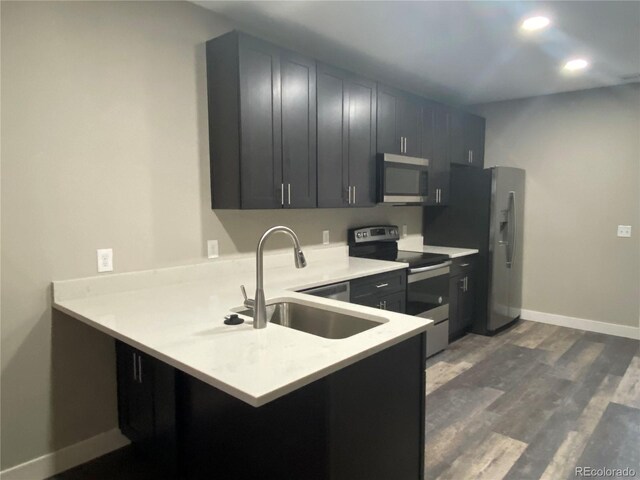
[377,153,429,205]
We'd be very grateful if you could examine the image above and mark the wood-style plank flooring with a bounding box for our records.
[425,320,640,480]
[50,320,639,480]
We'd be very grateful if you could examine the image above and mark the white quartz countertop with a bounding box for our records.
[422,245,479,258]
[52,247,431,407]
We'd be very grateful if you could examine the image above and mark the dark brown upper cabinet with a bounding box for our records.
[421,101,451,205]
[317,63,377,208]
[450,110,485,169]
[376,84,422,157]
[206,31,316,209]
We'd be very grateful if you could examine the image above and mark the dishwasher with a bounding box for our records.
[300,281,350,302]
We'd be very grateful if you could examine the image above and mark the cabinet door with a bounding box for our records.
[281,50,317,208]
[450,111,485,168]
[433,104,451,204]
[449,109,467,167]
[117,343,154,444]
[422,101,437,205]
[317,64,349,208]
[346,76,377,207]
[238,35,283,209]
[379,291,406,313]
[466,114,485,168]
[376,85,401,154]
[448,274,462,340]
[399,96,421,157]
[459,273,475,332]
[317,65,376,208]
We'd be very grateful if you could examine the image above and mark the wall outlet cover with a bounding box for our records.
[322,230,330,245]
[402,225,408,238]
[207,240,219,259]
[617,225,632,238]
[97,248,113,273]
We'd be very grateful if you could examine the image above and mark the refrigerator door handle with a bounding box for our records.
[511,191,517,267]
[506,191,516,268]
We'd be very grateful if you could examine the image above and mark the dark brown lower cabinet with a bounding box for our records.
[115,342,177,474]
[350,270,407,313]
[448,258,476,340]
[117,334,426,480]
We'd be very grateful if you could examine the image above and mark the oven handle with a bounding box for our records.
[408,261,452,274]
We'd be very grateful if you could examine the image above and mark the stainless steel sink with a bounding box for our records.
[234,301,385,339]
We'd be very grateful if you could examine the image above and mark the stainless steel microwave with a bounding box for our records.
[378,153,429,204]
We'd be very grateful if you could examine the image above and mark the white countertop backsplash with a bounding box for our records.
[53,244,431,407]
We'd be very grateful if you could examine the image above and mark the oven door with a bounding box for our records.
[406,262,451,322]
[379,154,429,204]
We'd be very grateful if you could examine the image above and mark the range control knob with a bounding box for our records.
[356,232,362,238]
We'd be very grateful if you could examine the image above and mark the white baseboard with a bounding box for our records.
[521,309,640,340]
[0,429,130,480]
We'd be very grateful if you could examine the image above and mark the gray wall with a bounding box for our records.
[0,1,422,470]
[475,84,640,328]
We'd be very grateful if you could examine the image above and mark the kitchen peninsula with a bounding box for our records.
[53,246,432,479]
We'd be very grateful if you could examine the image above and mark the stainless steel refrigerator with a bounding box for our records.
[423,166,525,335]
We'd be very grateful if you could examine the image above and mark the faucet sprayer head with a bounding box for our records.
[294,248,307,268]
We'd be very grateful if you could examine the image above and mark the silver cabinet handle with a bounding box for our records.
[376,283,389,288]
[460,263,470,267]
[352,186,356,204]
[348,186,352,205]
[378,301,383,309]
[132,353,137,382]
[400,137,403,153]
[137,354,142,383]
[281,183,285,206]
[384,300,387,309]
[287,183,291,206]
[404,137,408,153]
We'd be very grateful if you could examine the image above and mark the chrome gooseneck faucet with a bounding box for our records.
[240,226,307,329]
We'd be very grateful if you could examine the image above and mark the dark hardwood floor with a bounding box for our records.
[49,320,639,480]
[425,320,640,480]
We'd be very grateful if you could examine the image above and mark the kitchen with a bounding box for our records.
[1,1,639,480]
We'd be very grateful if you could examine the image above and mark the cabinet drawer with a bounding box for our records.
[450,256,476,276]
[350,270,407,298]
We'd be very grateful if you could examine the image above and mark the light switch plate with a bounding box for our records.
[617,225,632,238]
[322,230,330,245]
[207,240,219,258]
[97,248,113,273]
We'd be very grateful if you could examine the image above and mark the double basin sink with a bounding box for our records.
[234,300,387,339]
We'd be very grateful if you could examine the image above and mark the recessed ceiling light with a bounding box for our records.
[520,16,550,32]
[563,58,589,72]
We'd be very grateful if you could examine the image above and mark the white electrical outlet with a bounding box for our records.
[322,230,330,245]
[402,225,408,238]
[617,225,632,238]
[207,240,219,259]
[97,248,113,273]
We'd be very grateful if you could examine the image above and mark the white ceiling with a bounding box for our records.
[195,1,640,105]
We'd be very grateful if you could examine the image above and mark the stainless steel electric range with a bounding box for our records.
[348,225,451,357]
